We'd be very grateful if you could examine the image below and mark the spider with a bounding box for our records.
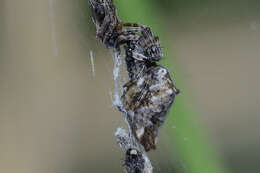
[89,0,163,62]
[121,63,179,151]
[89,0,143,49]
[124,148,145,173]
[90,0,180,152]
[124,27,163,62]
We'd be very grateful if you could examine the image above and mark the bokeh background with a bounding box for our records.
[1,0,260,172]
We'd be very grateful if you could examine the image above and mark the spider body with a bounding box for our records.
[124,55,150,80]
[89,0,180,153]
[121,63,179,151]
[89,0,163,60]
[89,0,143,49]
[125,27,163,62]
[89,0,120,47]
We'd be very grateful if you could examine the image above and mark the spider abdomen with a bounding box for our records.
[121,65,178,151]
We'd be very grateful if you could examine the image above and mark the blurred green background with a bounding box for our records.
[1,0,260,172]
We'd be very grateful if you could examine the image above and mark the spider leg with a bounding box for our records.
[114,31,140,48]
[123,25,153,43]
[96,14,110,38]
[123,23,147,28]
[117,27,143,35]
[98,15,119,48]
[120,23,150,43]
[138,27,155,47]
[132,51,148,61]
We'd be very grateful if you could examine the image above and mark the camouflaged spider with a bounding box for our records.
[124,27,163,62]
[121,61,180,151]
[89,0,180,153]
[89,0,163,62]
[89,0,143,49]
